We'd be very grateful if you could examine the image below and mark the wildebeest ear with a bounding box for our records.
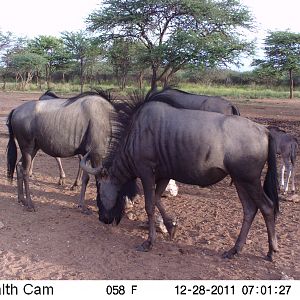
[100,168,109,178]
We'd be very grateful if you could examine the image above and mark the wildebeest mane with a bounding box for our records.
[103,89,146,168]
[40,90,60,99]
[65,89,113,105]
[91,87,114,103]
[103,88,189,168]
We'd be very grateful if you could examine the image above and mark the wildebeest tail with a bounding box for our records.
[263,133,279,219]
[6,110,17,182]
[232,104,240,116]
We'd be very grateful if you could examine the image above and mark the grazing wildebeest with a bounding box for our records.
[6,91,114,213]
[147,87,240,115]
[81,95,279,261]
[38,90,83,189]
[134,87,241,197]
[267,125,298,194]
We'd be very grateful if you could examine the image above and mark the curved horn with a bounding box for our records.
[80,151,103,176]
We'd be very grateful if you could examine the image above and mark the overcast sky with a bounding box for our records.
[0,0,100,37]
[0,0,299,69]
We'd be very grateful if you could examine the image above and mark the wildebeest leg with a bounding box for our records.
[78,171,91,215]
[21,150,37,211]
[16,159,26,206]
[280,164,285,191]
[137,173,156,252]
[70,155,83,190]
[233,180,277,261]
[55,157,66,186]
[261,209,278,261]
[223,181,258,259]
[255,192,278,261]
[155,179,177,239]
[284,163,293,194]
[291,163,296,193]
[77,153,98,214]
[29,157,34,177]
[282,155,293,194]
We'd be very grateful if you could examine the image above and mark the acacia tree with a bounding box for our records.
[87,0,254,89]
[28,35,68,88]
[107,39,147,89]
[253,31,300,99]
[0,31,12,88]
[61,30,101,93]
[7,51,46,90]
[1,35,29,89]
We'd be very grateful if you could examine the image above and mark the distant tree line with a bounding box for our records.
[1,0,300,98]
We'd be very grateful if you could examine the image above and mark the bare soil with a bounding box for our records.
[0,91,299,280]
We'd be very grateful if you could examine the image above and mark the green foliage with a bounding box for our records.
[8,51,46,71]
[87,0,254,88]
[28,36,67,65]
[252,31,300,98]
[107,39,147,89]
[61,30,102,91]
[28,35,69,87]
[179,82,300,99]
[7,51,47,89]
[253,31,300,72]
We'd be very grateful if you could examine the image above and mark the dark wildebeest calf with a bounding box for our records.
[6,91,114,213]
[268,125,298,194]
[81,95,279,261]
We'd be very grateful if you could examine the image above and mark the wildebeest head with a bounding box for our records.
[80,153,138,224]
[95,168,123,224]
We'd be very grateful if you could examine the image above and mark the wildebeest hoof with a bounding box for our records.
[18,198,26,205]
[266,249,277,262]
[136,241,152,252]
[70,184,79,191]
[222,248,238,259]
[167,222,178,240]
[25,206,36,212]
[80,207,92,215]
[265,254,273,262]
[58,178,65,186]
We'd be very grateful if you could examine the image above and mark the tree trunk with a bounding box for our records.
[138,70,144,90]
[289,69,294,99]
[80,58,84,93]
[151,65,158,90]
[163,73,171,88]
[2,75,6,90]
[45,65,51,90]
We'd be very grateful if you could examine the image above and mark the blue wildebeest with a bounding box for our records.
[132,87,241,197]
[6,91,114,213]
[146,87,240,115]
[38,90,83,189]
[81,94,279,261]
[267,125,298,194]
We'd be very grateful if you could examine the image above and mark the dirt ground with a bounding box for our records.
[0,91,299,280]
